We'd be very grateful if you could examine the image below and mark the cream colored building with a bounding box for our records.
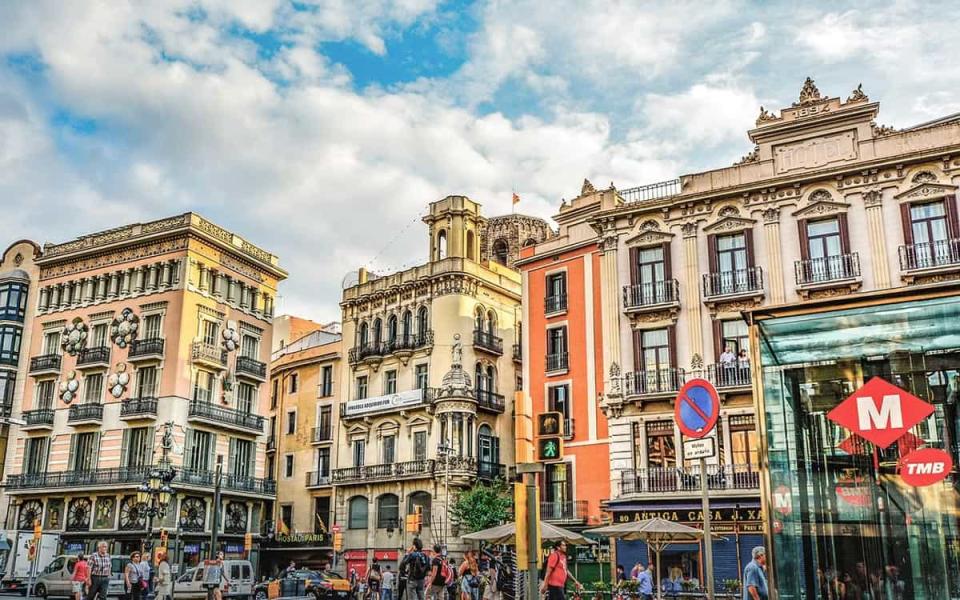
[334,196,550,571]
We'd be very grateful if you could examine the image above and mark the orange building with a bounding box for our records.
[517,182,611,577]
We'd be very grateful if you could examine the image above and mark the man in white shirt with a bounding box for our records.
[382,566,396,600]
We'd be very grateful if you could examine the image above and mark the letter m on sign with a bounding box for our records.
[827,377,934,449]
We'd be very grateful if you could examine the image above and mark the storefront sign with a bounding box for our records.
[65,542,84,553]
[827,377,933,448]
[225,544,244,554]
[343,388,424,416]
[900,448,953,487]
[275,533,329,544]
[772,485,792,516]
[372,550,399,561]
[615,506,762,525]
[343,550,368,560]
[674,378,719,439]
[184,545,200,554]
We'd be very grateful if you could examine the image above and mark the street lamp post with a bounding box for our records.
[136,421,177,555]
[436,440,453,548]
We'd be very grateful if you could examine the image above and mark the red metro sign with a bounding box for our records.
[900,448,954,487]
[827,377,934,449]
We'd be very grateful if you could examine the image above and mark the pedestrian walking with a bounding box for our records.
[124,552,146,600]
[382,566,396,600]
[743,547,768,600]
[636,563,653,600]
[89,542,112,600]
[458,551,480,600]
[539,541,582,600]
[72,554,90,600]
[155,552,173,600]
[426,545,447,600]
[402,538,430,600]
[481,552,500,600]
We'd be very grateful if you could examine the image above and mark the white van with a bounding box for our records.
[33,555,125,598]
[175,560,254,600]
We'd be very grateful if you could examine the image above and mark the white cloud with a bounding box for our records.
[640,83,759,148]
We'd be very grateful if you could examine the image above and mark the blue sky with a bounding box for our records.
[1,0,959,321]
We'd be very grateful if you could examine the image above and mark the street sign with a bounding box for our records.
[900,448,953,487]
[827,377,934,449]
[683,437,716,460]
[674,378,720,439]
[772,485,793,516]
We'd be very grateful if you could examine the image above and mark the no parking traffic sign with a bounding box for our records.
[675,378,720,439]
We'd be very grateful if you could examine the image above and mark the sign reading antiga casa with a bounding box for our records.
[343,388,424,416]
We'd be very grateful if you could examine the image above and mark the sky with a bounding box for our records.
[2,0,960,322]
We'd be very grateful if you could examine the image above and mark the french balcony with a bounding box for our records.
[545,294,568,315]
[266,436,277,453]
[191,341,227,369]
[176,468,276,495]
[899,239,960,282]
[384,331,435,355]
[540,500,588,524]
[702,267,764,306]
[67,403,103,425]
[306,471,332,488]
[76,346,111,369]
[562,418,575,440]
[619,464,761,497]
[473,330,503,355]
[4,466,153,491]
[477,461,506,481]
[312,425,333,444]
[332,460,435,484]
[795,253,862,297]
[706,363,752,390]
[120,397,158,420]
[29,354,61,376]
[236,355,267,381]
[22,408,55,430]
[624,368,685,398]
[512,343,522,363]
[188,400,264,434]
[622,280,681,316]
[128,338,165,361]
[476,389,506,414]
[546,352,569,373]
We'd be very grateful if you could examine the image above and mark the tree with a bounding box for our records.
[450,479,513,533]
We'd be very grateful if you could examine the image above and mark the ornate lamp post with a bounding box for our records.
[137,421,177,553]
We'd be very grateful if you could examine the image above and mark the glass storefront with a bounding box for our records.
[757,294,960,600]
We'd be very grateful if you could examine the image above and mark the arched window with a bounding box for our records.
[407,492,432,527]
[475,363,484,392]
[387,315,398,346]
[376,493,400,529]
[417,307,429,340]
[373,318,382,346]
[359,322,369,347]
[486,365,496,391]
[466,231,476,260]
[437,230,448,260]
[402,310,413,341]
[348,496,368,529]
[487,310,497,335]
[493,239,509,265]
[478,424,500,468]
[475,307,485,333]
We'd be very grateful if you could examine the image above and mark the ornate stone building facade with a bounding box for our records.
[0,214,285,572]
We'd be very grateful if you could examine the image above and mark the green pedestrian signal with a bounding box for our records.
[544,440,558,458]
[536,435,564,462]
[536,411,565,462]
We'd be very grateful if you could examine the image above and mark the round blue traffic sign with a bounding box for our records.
[674,378,720,439]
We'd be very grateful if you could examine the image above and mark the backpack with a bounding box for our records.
[408,552,429,580]
[441,562,455,586]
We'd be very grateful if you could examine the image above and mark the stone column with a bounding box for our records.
[682,223,704,362]
[597,225,622,383]
[763,208,786,304]
[38,287,49,312]
[148,264,158,290]
[96,276,107,301]
[864,190,892,289]
[250,290,260,314]
[120,270,131,295]
[109,272,121,297]
[160,262,170,288]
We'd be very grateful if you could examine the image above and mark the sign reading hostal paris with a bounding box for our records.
[826,377,934,449]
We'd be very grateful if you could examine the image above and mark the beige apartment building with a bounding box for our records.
[334,196,550,574]
[0,214,285,570]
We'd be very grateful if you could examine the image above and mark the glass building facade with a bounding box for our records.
[756,293,960,599]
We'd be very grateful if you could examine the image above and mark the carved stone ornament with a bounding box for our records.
[762,207,781,223]
[794,77,822,106]
[847,83,868,103]
[221,322,240,352]
[735,147,760,165]
[59,370,80,404]
[863,190,883,208]
[911,171,938,184]
[808,189,833,204]
[609,362,622,395]
[581,178,596,196]
[756,106,777,126]
[690,353,703,371]
[61,318,89,356]
[639,219,660,232]
[703,216,755,234]
[110,308,139,348]
[872,122,898,137]
[107,362,130,399]
[681,222,698,238]
[602,235,619,252]
[13,253,22,266]
[718,206,740,218]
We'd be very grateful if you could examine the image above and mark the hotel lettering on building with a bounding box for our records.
[522,79,960,595]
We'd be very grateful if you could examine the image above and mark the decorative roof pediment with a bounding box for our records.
[405,415,432,429]
[625,229,674,247]
[703,216,755,234]
[895,182,958,202]
[792,200,850,219]
[347,423,370,437]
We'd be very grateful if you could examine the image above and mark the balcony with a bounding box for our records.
[176,468,276,494]
[188,400,264,434]
[512,343,522,363]
[312,425,333,444]
[546,352,569,373]
[476,389,506,414]
[562,418,575,440]
[624,368,685,398]
[347,343,384,365]
[899,239,960,281]
[128,338,165,361]
[540,500,588,524]
[795,253,862,297]
[266,436,277,453]
[120,397,158,420]
[622,280,681,316]
[306,471,332,488]
[332,459,435,484]
[702,267,764,304]
[191,341,227,369]
[473,330,503,355]
[706,364,752,390]
[478,461,506,481]
[67,403,103,425]
[22,408,55,430]
[620,464,760,497]
[236,355,267,381]
[348,332,435,366]
[545,294,568,315]
[29,354,61,375]
[76,346,111,369]
[5,466,152,491]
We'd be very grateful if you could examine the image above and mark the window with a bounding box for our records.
[414,431,427,461]
[716,233,747,273]
[193,371,214,403]
[318,405,332,439]
[359,322,369,347]
[644,421,676,469]
[201,320,219,346]
[281,505,294,530]
[387,315,398,345]
[384,370,397,395]
[348,496,368,529]
[356,376,368,400]
[629,245,671,304]
[547,327,567,356]
[0,283,27,321]
[493,239,509,265]
[548,385,570,419]
[478,424,500,466]
[231,439,253,478]
[911,201,949,246]
[415,364,429,391]
[0,371,15,410]
[35,380,56,409]
[475,363,484,392]
[83,373,103,404]
[271,379,278,409]
[719,320,749,357]
[122,427,152,468]
[437,230,447,260]
[0,325,23,365]
[70,432,99,471]
[91,323,109,347]
[373,318,383,346]
[289,373,298,393]
[466,230,476,260]
[316,447,330,477]
[382,435,396,463]
[905,200,959,267]
[43,331,60,355]
[729,414,759,472]
[402,311,413,340]
[315,497,331,535]
[240,335,259,359]
[352,439,365,467]
[546,272,567,313]
[544,463,571,503]
[637,328,671,373]
[320,366,333,397]
[284,454,294,478]
[23,436,49,475]
[237,383,255,414]
[185,430,214,471]
[417,307,428,340]
[376,494,400,529]
[286,410,296,435]
[136,366,157,398]
[143,314,162,340]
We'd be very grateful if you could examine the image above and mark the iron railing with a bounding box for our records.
[266,436,276,452]
[349,331,434,364]
[476,389,506,413]
[177,468,276,494]
[76,346,111,366]
[563,418,575,440]
[795,253,861,284]
[306,471,331,487]
[121,397,158,418]
[623,280,680,310]
[188,400,264,432]
[706,364,752,388]
[620,464,761,495]
[478,461,506,481]
[5,466,152,490]
[67,403,103,423]
[546,352,569,372]
[236,355,267,379]
[473,330,503,355]
[332,460,436,483]
[512,344,522,362]
[23,408,55,427]
[545,294,568,314]
[191,341,227,366]
[899,239,960,270]
[540,500,588,522]
[312,424,333,443]
[702,267,763,298]
[624,369,685,396]
[29,354,61,373]
[128,338,165,359]
[619,179,681,204]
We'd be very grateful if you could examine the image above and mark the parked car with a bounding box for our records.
[315,571,352,600]
[175,560,254,600]
[32,555,125,599]
[253,569,351,600]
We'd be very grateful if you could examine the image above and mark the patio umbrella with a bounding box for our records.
[586,518,706,600]
[462,521,596,546]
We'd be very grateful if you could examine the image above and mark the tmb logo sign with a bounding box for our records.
[827,377,934,449]
[900,448,954,487]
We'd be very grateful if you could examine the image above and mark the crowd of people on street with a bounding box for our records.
[612,546,768,600]
[68,541,178,600]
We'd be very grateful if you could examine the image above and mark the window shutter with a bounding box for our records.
[21,439,29,473]
[707,234,718,273]
[838,213,851,254]
[900,202,914,246]
[92,433,101,469]
[945,195,960,238]
[712,319,723,363]
[662,242,673,280]
[209,433,218,473]
[120,429,130,469]
[183,430,195,470]
[667,326,678,371]
[632,329,644,372]
[744,227,756,269]
[228,438,236,477]
[629,246,640,285]
[798,220,810,261]
[68,434,78,471]
[146,426,156,464]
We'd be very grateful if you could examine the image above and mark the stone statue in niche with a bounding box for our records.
[451,333,462,367]
[111,308,139,348]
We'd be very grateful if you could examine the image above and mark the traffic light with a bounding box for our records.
[332,531,343,552]
[244,533,253,553]
[536,412,564,462]
[160,529,169,546]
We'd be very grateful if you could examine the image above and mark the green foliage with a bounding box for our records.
[450,479,513,534]
[590,581,610,592]
[723,579,742,592]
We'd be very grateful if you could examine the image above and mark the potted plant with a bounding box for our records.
[723,579,742,594]
[590,580,610,600]
[618,579,639,598]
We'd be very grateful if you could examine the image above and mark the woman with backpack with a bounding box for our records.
[458,551,480,600]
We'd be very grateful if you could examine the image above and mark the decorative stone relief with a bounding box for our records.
[681,222,698,238]
[808,189,833,204]
[59,371,80,404]
[608,363,621,395]
[756,107,777,126]
[847,83,868,103]
[581,179,596,195]
[794,77,822,106]
[775,132,857,174]
[863,190,883,208]
[110,308,139,348]
[912,171,938,184]
[108,363,130,399]
[762,208,781,223]
[13,253,23,266]
[718,206,740,218]
[61,318,89,356]
[691,353,703,371]
[221,322,240,352]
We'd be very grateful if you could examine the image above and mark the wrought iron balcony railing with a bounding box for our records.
[191,341,227,366]
[306,471,331,487]
[236,355,267,379]
[473,330,503,355]
[312,425,333,443]
[67,403,103,423]
[476,389,506,413]
[477,461,506,481]
[512,343,522,362]
[176,468,276,494]
[188,400,264,433]
[706,364,752,388]
[622,280,680,310]
[540,500,588,522]
[120,397,158,418]
[795,253,861,285]
[332,460,435,484]
[22,408,55,427]
[266,436,276,453]
[5,466,153,490]
[546,352,569,372]
[899,238,960,270]
[349,332,435,364]
[76,346,111,367]
[545,294,568,314]
[620,464,761,495]
[29,354,61,374]
[128,338,165,359]
[702,267,763,298]
[624,369,685,396]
